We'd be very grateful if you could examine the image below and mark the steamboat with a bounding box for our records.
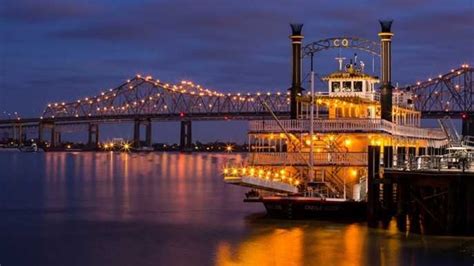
[223,21,449,219]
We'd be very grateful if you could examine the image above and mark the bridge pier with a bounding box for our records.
[38,123,44,143]
[145,120,152,147]
[133,118,152,148]
[180,120,192,152]
[38,122,56,146]
[462,117,474,137]
[12,123,25,145]
[133,119,140,147]
[88,123,99,148]
[51,125,61,147]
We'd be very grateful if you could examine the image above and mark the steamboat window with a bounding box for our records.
[331,81,341,92]
[354,81,363,92]
[342,81,352,92]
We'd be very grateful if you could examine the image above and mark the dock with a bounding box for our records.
[367,146,474,235]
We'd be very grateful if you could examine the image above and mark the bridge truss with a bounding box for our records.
[406,65,473,118]
[42,75,291,120]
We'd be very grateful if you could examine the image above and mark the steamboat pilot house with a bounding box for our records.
[224,61,447,202]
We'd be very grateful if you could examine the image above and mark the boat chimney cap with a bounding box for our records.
[290,23,303,35]
[379,19,393,33]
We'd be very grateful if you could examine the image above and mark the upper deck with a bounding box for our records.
[296,60,422,127]
[249,118,447,140]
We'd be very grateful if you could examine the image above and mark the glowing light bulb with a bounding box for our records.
[344,139,352,146]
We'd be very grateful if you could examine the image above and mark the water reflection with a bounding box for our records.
[215,219,473,266]
[217,226,303,266]
[39,152,247,223]
[0,152,471,266]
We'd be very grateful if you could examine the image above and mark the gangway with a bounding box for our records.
[438,117,461,147]
[224,175,298,193]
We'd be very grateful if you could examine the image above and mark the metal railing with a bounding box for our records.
[249,119,447,140]
[462,136,474,147]
[314,91,381,102]
[391,153,474,172]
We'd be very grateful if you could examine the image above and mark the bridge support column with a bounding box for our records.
[133,119,141,148]
[38,123,44,143]
[88,123,99,148]
[462,117,474,137]
[145,119,152,147]
[39,122,54,147]
[132,119,152,148]
[51,125,61,147]
[180,120,192,152]
[14,124,24,145]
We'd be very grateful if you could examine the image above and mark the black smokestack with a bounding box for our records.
[378,20,394,122]
[289,24,304,119]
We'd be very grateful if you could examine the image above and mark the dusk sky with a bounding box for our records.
[0,0,473,142]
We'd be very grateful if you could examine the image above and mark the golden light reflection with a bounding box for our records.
[343,224,365,266]
[216,227,303,266]
[215,222,407,266]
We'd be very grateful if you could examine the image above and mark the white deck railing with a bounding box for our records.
[249,152,367,166]
[249,119,447,140]
[315,91,380,102]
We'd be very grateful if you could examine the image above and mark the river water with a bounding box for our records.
[0,152,472,266]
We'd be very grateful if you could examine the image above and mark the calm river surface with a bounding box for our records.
[0,152,472,266]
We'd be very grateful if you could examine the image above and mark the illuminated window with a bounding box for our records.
[354,81,363,92]
[331,81,341,92]
[342,81,352,92]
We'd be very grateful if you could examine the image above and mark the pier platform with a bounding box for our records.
[381,168,473,235]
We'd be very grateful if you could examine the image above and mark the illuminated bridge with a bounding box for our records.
[0,64,471,149]
[0,75,292,149]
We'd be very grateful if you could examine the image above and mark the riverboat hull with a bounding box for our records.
[256,197,367,220]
